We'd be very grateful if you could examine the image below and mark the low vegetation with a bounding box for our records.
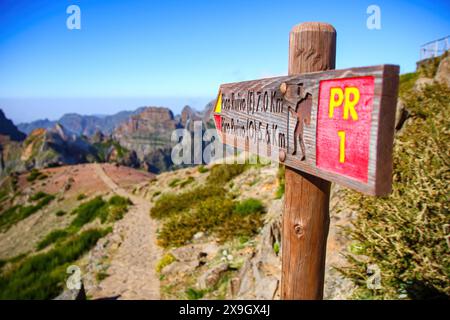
[151,184,225,220]
[179,176,194,188]
[26,169,47,182]
[76,193,87,201]
[339,80,450,299]
[36,230,71,251]
[29,191,50,201]
[156,253,176,273]
[35,195,132,251]
[151,164,265,248]
[168,179,180,188]
[55,210,66,217]
[0,228,111,299]
[0,193,55,232]
[96,271,109,282]
[71,195,132,228]
[206,163,247,185]
[234,198,265,216]
[197,165,209,174]
[0,190,8,204]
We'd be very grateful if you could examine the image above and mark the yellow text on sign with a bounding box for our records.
[338,131,346,163]
[329,87,360,120]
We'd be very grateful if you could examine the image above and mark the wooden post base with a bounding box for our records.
[281,167,331,300]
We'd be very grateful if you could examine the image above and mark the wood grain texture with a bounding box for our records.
[284,22,334,300]
[283,168,331,299]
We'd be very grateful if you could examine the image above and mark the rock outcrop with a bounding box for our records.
[435,54,450,87]
[0,120,101,177]
[113,107,181,173]
[20,124,97,169]
[232,199,282,300]
[180,105,204,131]
[0,110,26,176]
[0,109,26,142]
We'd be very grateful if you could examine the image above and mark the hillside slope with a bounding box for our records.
[336,53,450,300]
[0,163,156,299]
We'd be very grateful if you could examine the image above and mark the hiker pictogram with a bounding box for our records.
[288,92,312,160]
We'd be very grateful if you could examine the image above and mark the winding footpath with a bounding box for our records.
[91,164,161,300]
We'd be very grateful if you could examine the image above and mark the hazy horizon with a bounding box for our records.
[0,96,213,124]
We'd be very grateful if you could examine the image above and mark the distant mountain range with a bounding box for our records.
[0,102,215,177]
[17,108,147,136]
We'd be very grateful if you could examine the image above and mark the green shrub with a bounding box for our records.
[151,163,257,248]
[70,196,106,228]
[27,169,47,183]
[70,195,130,228]
[273,242,280,255]
[107,204,126,222]
[197,165,209,173]
[399,72,419,97]
[76,193,87,201]
[157,196,265,248]
[0,194,55,232]
[107,196,132,222]
[36,229,72,250]
[152,191,161,199]
[150,184,225,219]
[339,83,450,300]
[156,253,176,273]
[30,191,50,202]
[185,288,206,300]
[0,189,8,201]
[8,253,28,264]
[55,210,66,217]
[168,179,180,188]
[0,228,111,299]
[108,195,132,207]
[179,176,195,188]
[96,272,109,282]
[234,198,264,216]
[206,164,247,185]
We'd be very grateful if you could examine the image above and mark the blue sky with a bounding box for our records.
[0,0,449,123]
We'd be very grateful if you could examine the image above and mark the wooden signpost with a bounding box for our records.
[213,22,399,299]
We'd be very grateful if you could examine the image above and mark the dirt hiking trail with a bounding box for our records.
[90,164,161,300]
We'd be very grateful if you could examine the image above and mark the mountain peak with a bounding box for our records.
[0,109,26,142]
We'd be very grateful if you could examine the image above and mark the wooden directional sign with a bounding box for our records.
[213,65,399,196]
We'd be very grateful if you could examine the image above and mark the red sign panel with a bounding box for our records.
[316,76,375,183]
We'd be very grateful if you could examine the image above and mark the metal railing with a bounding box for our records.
[420,36,450,61]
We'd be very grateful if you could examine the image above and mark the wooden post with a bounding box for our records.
[281,22,337,300]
